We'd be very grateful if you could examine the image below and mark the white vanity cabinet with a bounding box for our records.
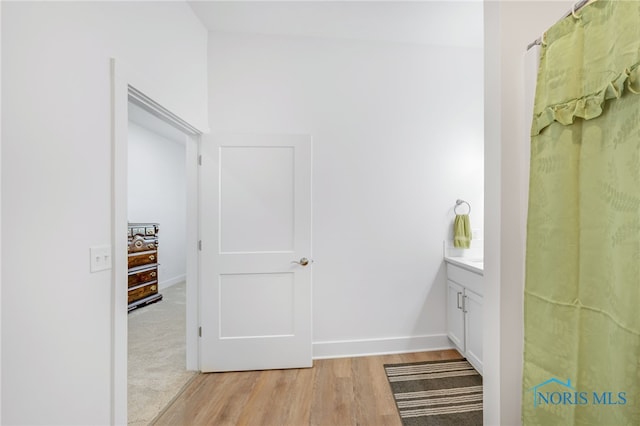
[463,288,483,374]
[445,259,483,375]
[446,280,466,350]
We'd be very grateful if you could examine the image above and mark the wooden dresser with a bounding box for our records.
[128,223,162,311]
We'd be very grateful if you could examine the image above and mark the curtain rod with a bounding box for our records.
[526,0,592,51]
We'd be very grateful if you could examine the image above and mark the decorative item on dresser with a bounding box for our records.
[128,223,163,312]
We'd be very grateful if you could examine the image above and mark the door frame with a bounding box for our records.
[111,58,203,425]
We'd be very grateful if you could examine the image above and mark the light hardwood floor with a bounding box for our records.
[153,349,463,426]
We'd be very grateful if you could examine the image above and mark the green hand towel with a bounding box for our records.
[454,214,471,249]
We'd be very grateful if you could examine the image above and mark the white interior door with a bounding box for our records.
[199,133,312,372]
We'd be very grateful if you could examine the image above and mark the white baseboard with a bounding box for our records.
[159,274,186,290]
[312,334,454,360]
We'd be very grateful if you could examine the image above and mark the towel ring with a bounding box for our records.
[454,199,471,215]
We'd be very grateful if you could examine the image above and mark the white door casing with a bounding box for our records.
[199,134,312,372]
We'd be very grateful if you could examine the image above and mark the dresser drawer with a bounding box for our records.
[129,223,159,237]
[128,266,158,288]
[127,223,161,311]
[128,235,159,253]
[128,251,158,269]
[128,282,159,304]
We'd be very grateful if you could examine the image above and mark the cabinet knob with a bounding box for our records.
[149,255,155,261]
[150,271,156,277]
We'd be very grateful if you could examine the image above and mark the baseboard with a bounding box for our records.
[159,274,186,290]
[312,334,454,360]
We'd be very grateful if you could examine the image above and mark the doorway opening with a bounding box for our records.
[126,101,195,424]
[111,63,202,423]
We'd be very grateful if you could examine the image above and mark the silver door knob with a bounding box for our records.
[292,257,313,266]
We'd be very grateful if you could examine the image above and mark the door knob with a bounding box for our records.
[292,257,313,266]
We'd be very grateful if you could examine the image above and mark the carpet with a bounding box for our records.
[128,281,197,426]
[384,359,483,426]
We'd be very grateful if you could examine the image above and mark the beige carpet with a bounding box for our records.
[128,281,196,426]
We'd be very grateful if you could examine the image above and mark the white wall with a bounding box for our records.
[483,1,573,425]
[209,32,484,356]
[128,121,186,289]
[0,1,3,421]
[1,2,207,424]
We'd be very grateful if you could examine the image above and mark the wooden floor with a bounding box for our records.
[153,349,463,426]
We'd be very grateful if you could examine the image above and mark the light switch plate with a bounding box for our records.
[90,245,112,273]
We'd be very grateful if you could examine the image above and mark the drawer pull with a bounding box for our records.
[147,243,155,249]
[150,271,156,277]
[149,255,155,261]
[134,240,143,248]
[151,285,157,291]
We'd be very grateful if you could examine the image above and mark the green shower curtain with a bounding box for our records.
[523,1,640,425]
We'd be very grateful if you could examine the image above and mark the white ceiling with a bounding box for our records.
[188,1,484,48]
[128,102,187,145]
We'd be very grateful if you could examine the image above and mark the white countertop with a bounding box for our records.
[444,256,484,275]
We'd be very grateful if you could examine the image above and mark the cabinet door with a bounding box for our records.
[446,280,465,353]
[464,289,483,375]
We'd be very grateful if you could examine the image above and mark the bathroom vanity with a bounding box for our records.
[445,257,483,375]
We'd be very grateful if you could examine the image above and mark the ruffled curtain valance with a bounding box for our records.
[531,0,640,136]
[532,64,640,136]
